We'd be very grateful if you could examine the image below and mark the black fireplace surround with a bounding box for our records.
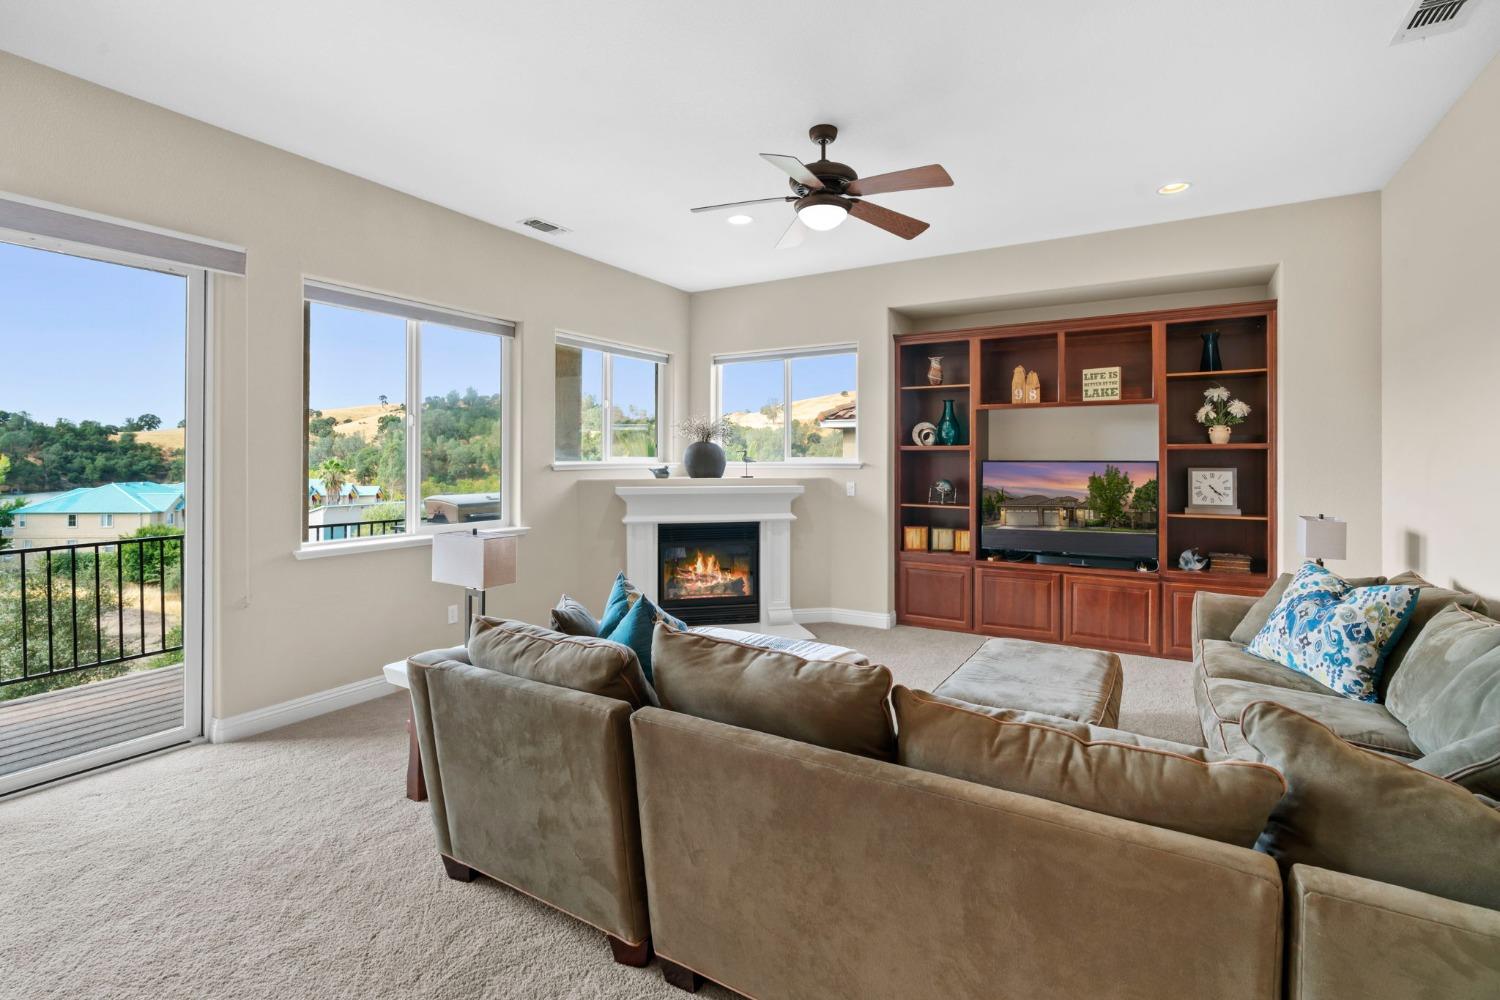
[657,522,759,626]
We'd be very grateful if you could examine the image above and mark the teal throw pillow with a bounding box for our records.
[597,572,638,636]
[605,591,666,683]
[1246,562,1418,702]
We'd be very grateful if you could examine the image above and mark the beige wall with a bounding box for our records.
[1382,54,1500,604]
[0,53,690,718]
[691,196,1385,615]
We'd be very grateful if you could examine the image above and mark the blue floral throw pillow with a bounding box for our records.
[1246,562,1419,701]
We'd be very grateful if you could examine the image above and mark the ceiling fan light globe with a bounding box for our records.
[797,202,848,231]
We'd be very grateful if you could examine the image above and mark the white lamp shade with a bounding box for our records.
[432,531,517,590]
[1298,515,1347,562]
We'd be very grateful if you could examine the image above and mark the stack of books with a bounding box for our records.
[1209,552,1254,574]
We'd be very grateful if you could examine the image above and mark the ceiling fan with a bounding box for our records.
[690,124,953,249]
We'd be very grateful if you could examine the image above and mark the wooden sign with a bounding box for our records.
[1081,366,1122,401]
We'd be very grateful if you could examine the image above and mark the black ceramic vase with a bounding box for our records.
[683,441,727,478]
[1199,330,1223,372]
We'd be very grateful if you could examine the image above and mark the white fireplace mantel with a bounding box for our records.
[615,484,809,637]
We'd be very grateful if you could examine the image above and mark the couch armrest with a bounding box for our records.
[1192,591,1257,652]
[1289,865,1500,1000]
[407,644,470,668]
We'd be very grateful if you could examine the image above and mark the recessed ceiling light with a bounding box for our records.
[726,214,753,225]
[1156,181,1192,196]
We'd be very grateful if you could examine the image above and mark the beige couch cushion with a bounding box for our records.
[650,623,896,761]
[1378,574,1488,697]
[893,687,1285,847]
[466,617,658,709]
[1242,700,1500,911]
[1200,639,1335,695]
[1387,605,1500,744]
[1197,675,1419,759]
[932,637,1122,727]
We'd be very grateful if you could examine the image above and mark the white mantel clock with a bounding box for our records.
[1185,467,1240,516]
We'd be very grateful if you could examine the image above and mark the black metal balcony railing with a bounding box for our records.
[0,535,183,689]
[307,518,406,542]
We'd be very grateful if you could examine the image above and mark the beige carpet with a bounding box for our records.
[0,625,1199,999]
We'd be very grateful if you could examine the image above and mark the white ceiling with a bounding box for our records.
[2,1,1498,292]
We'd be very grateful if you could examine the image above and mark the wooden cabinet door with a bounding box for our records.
[1161,582,1264,660]
[898,561,972,630]
[975,567,1061,641]
[1062,575,1159,656]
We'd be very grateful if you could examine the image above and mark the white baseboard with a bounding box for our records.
[793,607,897,630]
[208,674,392,743]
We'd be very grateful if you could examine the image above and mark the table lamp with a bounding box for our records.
[1298,514,1347,568]
[432,529,518,638]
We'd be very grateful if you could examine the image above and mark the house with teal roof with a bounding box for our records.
[9,482,186,549]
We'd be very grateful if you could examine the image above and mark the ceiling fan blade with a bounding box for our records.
[848,199,930,240]
[689,196,794,214]
[775,215,809,250]
[846,164,953,197]
[760,153,825,191]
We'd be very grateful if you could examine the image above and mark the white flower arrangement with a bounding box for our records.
[1195,384,1251,427]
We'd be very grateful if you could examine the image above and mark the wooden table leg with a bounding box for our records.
[405,703,427,802]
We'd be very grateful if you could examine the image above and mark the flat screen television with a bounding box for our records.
[981,460,1159,568]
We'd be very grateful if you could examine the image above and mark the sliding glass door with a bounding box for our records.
[0,235,204,794]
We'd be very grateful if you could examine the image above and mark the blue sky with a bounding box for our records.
[721,353,856,414]
[0,240,187,425]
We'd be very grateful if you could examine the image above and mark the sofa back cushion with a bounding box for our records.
[1386,605,1500,744]
[1378,573,1488,696]
[467,617,658,709]
[893,687,1286,847]
[1240,699,1500,911]
[650,624,896,761]
[1245,563,1418,702]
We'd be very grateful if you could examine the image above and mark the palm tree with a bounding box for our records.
[317,457,350,505]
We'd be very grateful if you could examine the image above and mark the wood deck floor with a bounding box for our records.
[0,666,184,778]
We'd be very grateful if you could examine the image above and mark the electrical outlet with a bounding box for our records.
[447,605,460,625]
[846,481,857,497]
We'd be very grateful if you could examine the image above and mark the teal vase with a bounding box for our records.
[937,399,962,446]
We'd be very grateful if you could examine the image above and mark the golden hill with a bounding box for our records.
[120,403,402,454]
[724,390,856,429]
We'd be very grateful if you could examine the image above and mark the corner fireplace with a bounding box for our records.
[658,522,759,626]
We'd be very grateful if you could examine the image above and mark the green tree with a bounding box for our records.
[316,457,349,504]
[1086,465,1134,529]
[1132,477,1159,526]
[118,523,185,589]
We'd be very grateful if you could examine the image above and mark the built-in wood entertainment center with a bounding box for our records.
[892,300,1276,659]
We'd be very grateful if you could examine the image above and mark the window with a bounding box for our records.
[66,514,77,527]
[303,283,514,546]
[100,513,113,527]
[554,334,666,463]
[713,346,858,463]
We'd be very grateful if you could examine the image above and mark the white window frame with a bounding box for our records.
[711,344,861,467]
[299,281,523,555]
[552,332,668,469]
[100,513,113,527]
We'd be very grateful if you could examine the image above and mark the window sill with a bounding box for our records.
[293,524,531,560]
[730,461,865,472]
[551,461,664,472]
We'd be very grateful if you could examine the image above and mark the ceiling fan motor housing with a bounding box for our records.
[788,159,857,196]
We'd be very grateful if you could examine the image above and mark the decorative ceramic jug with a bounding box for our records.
[927,356,944,386]
[1208,424,1232,445]
[1199,330,1223,372]
[937,399,962,446]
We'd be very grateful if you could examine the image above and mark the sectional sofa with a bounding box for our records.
[405,583,1500,999]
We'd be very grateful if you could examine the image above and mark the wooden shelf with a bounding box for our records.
[1165,368,1268,379]
[901,502,968,510]
[898,549,974,565]
[1165,442,1270,451]
[976,401,1062,410]
[1161,568,1270,585]
[898,444,970,452]
[1167,513,1268,521]
[901,383,970,392]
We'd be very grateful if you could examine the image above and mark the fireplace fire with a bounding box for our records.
[658,522,759,625]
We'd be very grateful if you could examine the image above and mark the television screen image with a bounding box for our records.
[981,460,1159,565]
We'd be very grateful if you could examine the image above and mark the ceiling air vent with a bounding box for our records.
[1392,0,1480,43]
[520,217,570,235]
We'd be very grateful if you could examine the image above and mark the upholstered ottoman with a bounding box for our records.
[933,637,1123,727]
